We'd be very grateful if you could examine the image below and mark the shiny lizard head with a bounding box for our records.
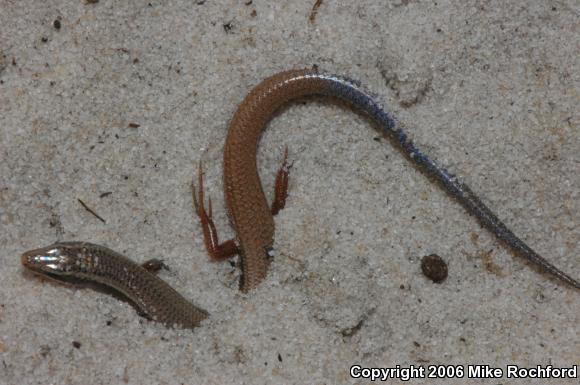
[21,242,90,281]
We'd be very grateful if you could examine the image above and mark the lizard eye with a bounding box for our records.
[265,246,275,259]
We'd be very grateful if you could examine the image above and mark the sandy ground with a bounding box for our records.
[0,1,579,384]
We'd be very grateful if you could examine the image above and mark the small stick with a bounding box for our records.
[77,198,106,223]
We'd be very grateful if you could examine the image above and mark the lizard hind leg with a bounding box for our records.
[271,146,293,216]
[192,162,239,261]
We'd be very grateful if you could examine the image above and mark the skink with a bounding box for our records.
[194,68,580,292]
[22,68,579,330]
[21,242,208,329]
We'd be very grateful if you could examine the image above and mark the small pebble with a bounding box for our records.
[421,254,448,283]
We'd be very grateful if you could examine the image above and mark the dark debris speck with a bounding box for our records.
[39,345,51,357]
[223,22,234,33]
[421,254,448,283]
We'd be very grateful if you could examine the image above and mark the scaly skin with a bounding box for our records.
[21,242,208,329]
[21,69,580,331]
[221,68,579,292]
